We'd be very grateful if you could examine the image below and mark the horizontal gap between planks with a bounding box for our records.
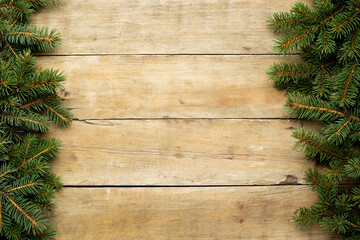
[62,182,360,188]
[34,53,299,57]
[73,118,297,121]
[63,184,308,188]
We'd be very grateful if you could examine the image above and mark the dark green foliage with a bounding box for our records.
[0,135,62,240]
[0,1,71,239]
[0,50,71,139]
[0,0,61,63]
[268,0,360,238]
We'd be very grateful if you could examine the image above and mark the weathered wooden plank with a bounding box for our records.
[37,55,295,119]
[52,186,338,239]
[48,119,316,186]
[31,0,312,54]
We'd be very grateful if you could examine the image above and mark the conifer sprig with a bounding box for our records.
[0,0,70,239]
[269,0,360,238]
[0,135,62,239]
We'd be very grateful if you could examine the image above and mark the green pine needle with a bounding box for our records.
[269,0,360,237]
[0,1,70,239]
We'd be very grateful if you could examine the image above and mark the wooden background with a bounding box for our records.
[31,0,341,239]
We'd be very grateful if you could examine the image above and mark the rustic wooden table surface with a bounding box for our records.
[32,0,341,239]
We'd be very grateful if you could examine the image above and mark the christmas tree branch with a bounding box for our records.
[6,182,37,193]
[340,63,357,104]
[1,191,38,227]
[269,1,360,236]
[17,144,58,169]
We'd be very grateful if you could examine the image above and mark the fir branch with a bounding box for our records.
[291,2,319,22]
[293,127,342,162]
[43,102,71,127]
[287,93,360,122]
[288,93,345,119]
[0,113,46,127]
[275,7,343,54]
[18,98,43,109]
[3,123,23,141]
[0,169,11,179]
[26,78,56,89]
[1,191,38,227]
[6,182,36,193]
[22,136,32,161]
[5,40,18,59]
[347,221,360,229]
[17,143,58,169]
[280,27,314,49]
[292,103,343,115]
[8,199,37,228]
[15,163,44,179]
[0,1,69,237]
[340,63,357,105]
[272,17,299,26]
[269,1,360,237]
[268,62,315,88]
[333,8,360,34]
[267,12,301,32]
[334,119,351,136]
[350,29,357,51]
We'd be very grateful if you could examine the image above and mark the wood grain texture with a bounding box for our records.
[37,55,296,119]
[53,186,339,240]
[48,119,316,186]
[29,1,332,239]
[31,0,312,55]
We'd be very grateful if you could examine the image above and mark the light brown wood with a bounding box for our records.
[48,119,316,186]
[29,1,332,239]
[37,55,297,119]
[53,186,338,239]
[31,0,312,55]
